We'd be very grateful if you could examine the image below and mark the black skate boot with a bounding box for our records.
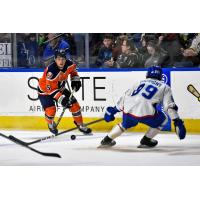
[74,121,92,135]
[98,136,116,148]
[138,135,158,148]
[48,121,58,135]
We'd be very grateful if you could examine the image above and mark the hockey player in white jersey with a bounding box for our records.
[100,66,186,148]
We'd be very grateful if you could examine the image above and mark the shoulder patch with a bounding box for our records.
[46,62,60,79]
[47,72,53,79]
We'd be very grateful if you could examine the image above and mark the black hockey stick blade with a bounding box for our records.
[0,133,61,158]
[8,135,61,158]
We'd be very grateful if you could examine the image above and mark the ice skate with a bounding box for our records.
[48,121,58,135]
[138,135,158,148]
[74,121,92,135]
[98,136,116,148]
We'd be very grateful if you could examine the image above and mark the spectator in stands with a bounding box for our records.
[17,33,38,67]
[25,34,38,67]
[0,33,11,43]
[177,34,200,67]
[38,34,48,66]
[132,33,143,49]
[64,34,77,56]
[38,33,47,46]
[142,33,159,44]
[144,40,169,68]
[42,33,70,66]
[158,33,183,66]
[73,33,85,62]
[95,34,114,68]
[182,34,200,57]
[114,37,144,68]
[138,35,152,62]
[17,34,28,67]
[89,34,104,57]
[112,34,127,61]
[179,33,196,49]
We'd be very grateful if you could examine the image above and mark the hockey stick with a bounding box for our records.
[56,89,75,127]
[187,84,200,101]
[0,118,104,158]
[0,133,61,158]
[9,118,104,146]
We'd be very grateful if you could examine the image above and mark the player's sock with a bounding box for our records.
[45,106,56,124]
[108,123,125,139]
[100,123,125,147]
[138,128,159,148]
[48,121,58,135]
[45,106,57,134]
[145,127,159,139]
[70,102,92,135]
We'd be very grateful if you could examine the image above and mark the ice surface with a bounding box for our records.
[0,130,200,166]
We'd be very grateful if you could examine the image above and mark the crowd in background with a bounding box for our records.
[16,33,82,68]
[0,33,200,68]
[90,33,200,68]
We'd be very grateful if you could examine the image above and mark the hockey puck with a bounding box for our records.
[70,135,76,140]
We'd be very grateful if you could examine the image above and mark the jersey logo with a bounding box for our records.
[47,72,53,79]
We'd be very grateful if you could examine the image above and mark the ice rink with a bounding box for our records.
[0,130,200,166]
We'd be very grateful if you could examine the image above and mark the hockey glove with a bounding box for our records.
[173,118,186,140]
[104,106,120,122]
[58,95,73,108]
[71,76,81,92]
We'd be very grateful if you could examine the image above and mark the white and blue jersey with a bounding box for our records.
[116,78,179,129]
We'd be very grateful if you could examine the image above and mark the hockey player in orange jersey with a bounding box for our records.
[38,49,92,135]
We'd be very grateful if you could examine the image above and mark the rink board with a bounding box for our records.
[0,68,199,132]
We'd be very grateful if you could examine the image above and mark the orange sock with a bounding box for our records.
[45,106,56,124]
[69,102,83,125]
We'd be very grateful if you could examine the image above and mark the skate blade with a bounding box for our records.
[97,144,114,149]
[80,131,93,136]
[137,144,155,149]
[83,133,93,136]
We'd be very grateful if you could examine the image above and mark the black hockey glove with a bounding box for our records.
[58,95,73,108]
[71,76,81,92]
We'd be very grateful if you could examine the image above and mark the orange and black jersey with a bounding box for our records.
[38,59,79,100]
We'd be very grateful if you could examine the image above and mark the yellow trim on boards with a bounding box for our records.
[0,116,148,132]
[0,117,199,133]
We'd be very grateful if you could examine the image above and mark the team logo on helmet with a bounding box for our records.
[161,74,168,84]
[146,66,163,80]
[54,49,67,59]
